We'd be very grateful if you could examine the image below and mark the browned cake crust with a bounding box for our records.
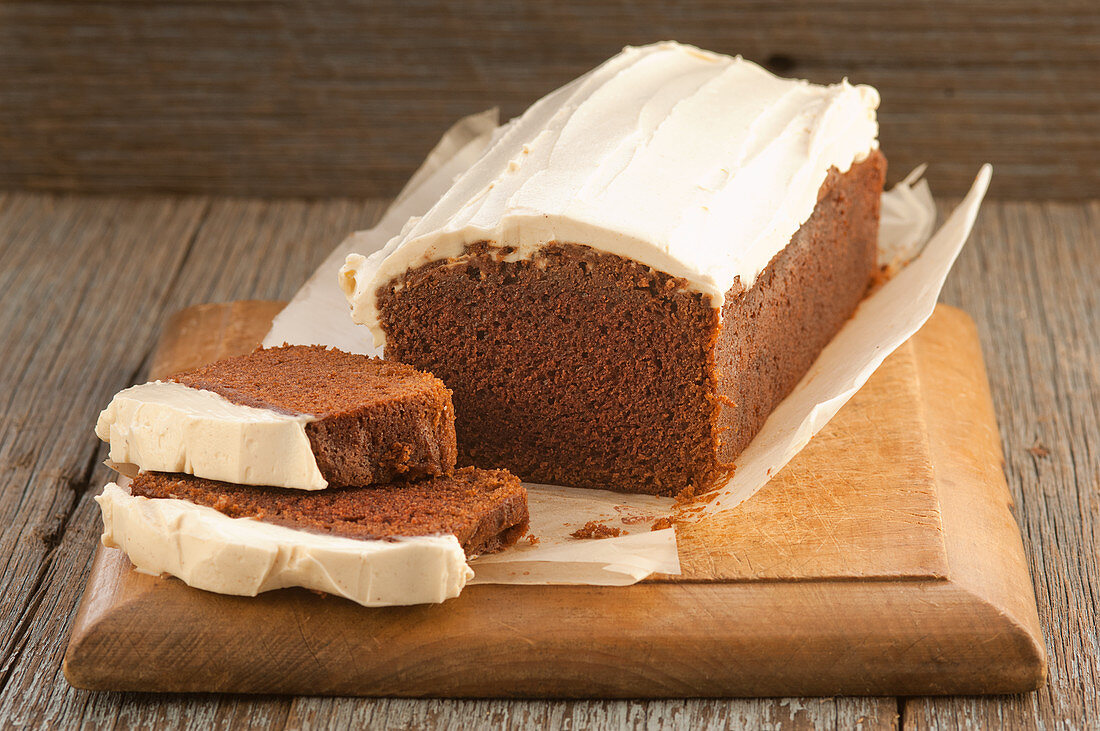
[129,466,529,556]
[172,345,457,488]
[376,152,886,496]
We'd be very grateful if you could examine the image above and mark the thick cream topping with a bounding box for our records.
[96,381,327,490]
[96,483,472,607]
[341,41,880,347]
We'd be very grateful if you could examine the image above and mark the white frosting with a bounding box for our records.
[96,483,472,607]
[95,381,327,491]
[341,41,880,347]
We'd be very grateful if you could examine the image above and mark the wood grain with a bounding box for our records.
[0,194,207,683]
[1,1,1097,200]
[0,194,1093,725]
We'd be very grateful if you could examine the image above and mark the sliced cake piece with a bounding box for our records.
[96,345,457,490]
[96,467,528,606]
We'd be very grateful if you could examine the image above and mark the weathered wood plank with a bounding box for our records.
[160,198,384,312]
[0,194,208,691]
[283,696,898,730]
[0,478,295,730]
[903,203,1100,727]
[1,0,1097,199]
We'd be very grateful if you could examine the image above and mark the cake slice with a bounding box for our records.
[339,41,886,496]
[127,467,529,554]
[96,345,457,490]
[96,467,528,606]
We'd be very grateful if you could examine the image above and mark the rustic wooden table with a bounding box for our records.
[0,192,1095,728]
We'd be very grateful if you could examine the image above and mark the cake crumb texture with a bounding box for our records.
[173,345,458,487]
[130,466,528,556]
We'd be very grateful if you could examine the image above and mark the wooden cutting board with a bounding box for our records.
[63,302,1046,697]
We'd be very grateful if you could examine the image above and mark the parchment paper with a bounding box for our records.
[263,110,991,585]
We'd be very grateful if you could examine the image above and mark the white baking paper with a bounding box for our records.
[263,110,990,585]
[878,163,937,269]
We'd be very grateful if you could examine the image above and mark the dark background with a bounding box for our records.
[3,0,1097,199]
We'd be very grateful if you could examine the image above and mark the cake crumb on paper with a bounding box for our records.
[571,521,624,539]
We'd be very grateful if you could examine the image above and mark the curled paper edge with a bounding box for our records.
[470,529,679,586]
[878,163,937,268]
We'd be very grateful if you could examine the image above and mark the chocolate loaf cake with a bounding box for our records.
[96,345,457,490]
[128,466,529,556]
[373,153,883,495]
[340,42,886,496]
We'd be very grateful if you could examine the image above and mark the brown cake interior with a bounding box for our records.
[129,466,529,556]
[375,151,886,496]
[172,345,458,488]
[380,241,718,494]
